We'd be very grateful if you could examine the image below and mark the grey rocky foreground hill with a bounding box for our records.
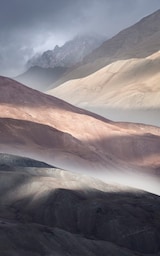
[0,153,53,168]
[0,156,160,255]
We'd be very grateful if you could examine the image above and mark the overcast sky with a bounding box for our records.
[0,0,160,77]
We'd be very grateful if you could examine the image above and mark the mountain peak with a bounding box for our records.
[27,34,104,69]
[84,9,160,65]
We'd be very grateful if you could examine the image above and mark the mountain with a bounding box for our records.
[48,9,160,88]
[15,66,68,91]
[0,76,160,194]
[15,34,104,90]
[28,34,105,69]
[1,9,160,256]
[48,51,160,126]
[1,157,160,255]
[84,9,160,64]
[0,153,53,169]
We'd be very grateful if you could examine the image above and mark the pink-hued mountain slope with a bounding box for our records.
[0,76,160,190]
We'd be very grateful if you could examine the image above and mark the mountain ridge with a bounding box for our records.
[48,51,160,126]
[84,9,160,63]
[15,34,105,90]
[0,76,160,194]
[1,161,160,255]
[28,34,105,69]
[48,9,160,88]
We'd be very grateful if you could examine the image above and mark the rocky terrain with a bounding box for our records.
[27,35,104,69]
[15,35,104,90]
[0,155,160,255]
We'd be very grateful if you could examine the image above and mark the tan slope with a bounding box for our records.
[48,9,160,89]
[48,52,160,126]
[1,76,160,182]
[48,52,160,108]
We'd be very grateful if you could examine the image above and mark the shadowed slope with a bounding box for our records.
[15,66,68,91]
[84,10,160,64]
[0,166,160,255]
[0,153,53,169]
[0,223,141,256]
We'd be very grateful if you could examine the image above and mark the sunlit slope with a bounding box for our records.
[0,76,160,191]
[48,52,160,125]
[49,52,160,108]
[48,9,160,88]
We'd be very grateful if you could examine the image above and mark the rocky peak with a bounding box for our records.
[27,34,105,69]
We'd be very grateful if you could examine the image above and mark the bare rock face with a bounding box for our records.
[15,35,104,91]
[0,162,160,255]
[0,76,160,195]
[27,35,104,69]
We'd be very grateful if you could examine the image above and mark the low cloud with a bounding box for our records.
[0,0,160,76]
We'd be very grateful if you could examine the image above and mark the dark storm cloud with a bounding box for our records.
[0,0,160,76]
[0,0,90,35]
